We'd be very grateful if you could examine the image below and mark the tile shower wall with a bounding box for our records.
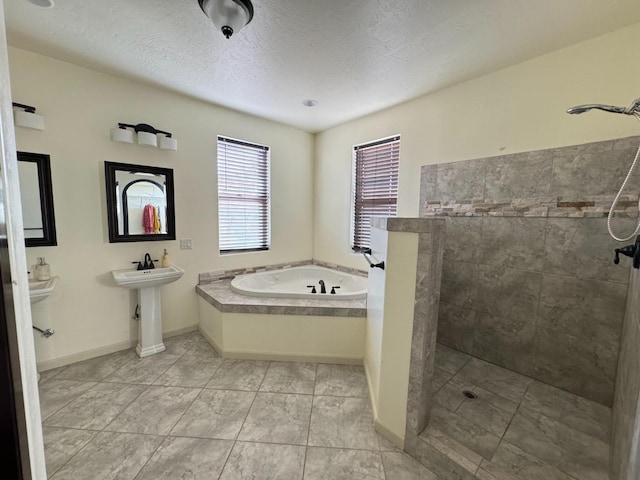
[420,136,640,406]
[611,267,640,480]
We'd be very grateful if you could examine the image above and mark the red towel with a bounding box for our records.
[142,204,155,233]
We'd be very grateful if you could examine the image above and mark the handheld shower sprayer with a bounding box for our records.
[567,96,640,242]
[567,97,640,116]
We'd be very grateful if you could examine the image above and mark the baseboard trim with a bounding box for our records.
[364,361,378,419]
[37,339,136,372]
[364,360,405,449]
[374,419,405,450]
[37,324,198,372]
[164,325,198,338]
[197,326,224,355]
[222,350,363,364]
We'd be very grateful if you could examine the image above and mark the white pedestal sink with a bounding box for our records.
[112,265,184,358]
[29,277,59,304]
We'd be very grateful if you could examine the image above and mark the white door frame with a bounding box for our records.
[0,1,47,477]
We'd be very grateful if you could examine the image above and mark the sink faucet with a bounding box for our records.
[132,253,158,270]
[318,279,326,294]
[143,253,155,270]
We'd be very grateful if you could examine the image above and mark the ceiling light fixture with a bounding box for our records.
[198,0,254,39]
[302,99,318,107]
[12,102,45,130]
[111,123,178,151]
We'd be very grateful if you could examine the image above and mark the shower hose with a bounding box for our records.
[608,114,640,242]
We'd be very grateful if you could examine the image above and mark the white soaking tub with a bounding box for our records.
[230,265,367,300]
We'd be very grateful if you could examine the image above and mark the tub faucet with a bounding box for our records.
[318,280,326,294]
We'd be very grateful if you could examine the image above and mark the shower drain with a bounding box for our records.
[462,390,478,400]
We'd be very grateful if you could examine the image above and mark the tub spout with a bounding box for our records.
[318,280,326,294]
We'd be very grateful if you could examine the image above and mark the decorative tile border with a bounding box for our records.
[421,195,639,218]
[198,259,367,285]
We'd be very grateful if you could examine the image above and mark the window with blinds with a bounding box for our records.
[351,135,400,250]
[217,136,270,253]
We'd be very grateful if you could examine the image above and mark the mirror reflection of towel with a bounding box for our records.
[143,204,155,233]
[153,207,160,234]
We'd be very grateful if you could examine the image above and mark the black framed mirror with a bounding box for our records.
[17,152,57,247]
[105,161,176,243]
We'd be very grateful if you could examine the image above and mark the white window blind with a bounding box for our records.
[351,135,400,250]
[217,136,270,253]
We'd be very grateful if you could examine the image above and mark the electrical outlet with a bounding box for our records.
[180,238,192,250]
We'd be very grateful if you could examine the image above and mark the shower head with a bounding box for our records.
[567,97,640,116]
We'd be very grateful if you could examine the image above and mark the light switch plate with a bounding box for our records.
[180,238,192,250]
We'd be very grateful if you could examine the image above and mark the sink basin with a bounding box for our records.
[29,277,59,304]
[112,265,184,289]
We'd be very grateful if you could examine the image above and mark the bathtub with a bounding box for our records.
[230,265,367,300]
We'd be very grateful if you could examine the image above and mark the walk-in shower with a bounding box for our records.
[568,96,640,242]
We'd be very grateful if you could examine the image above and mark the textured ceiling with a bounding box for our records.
[5,0,640,132]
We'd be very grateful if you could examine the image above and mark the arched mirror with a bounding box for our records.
[105,161,175,243]
[17,151,57,247]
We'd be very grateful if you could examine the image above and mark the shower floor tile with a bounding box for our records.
[477,440,575,480]
[422,347,612,480]
[520,380,611,442]
[456,357,531,403]
[435,343,471,375]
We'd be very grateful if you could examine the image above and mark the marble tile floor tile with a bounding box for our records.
[40,333,610,480]
[260,361,317,394]
[39,331,439,479]
[314,364,369,397]
[421,348,613,480]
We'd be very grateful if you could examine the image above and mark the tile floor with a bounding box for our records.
[425,344,612,480]
[38,331,437,479]
[38,332,612,480]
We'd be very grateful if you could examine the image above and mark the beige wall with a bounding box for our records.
[366,228,418,443]
[9,47,314,366]
[314,22,640,269]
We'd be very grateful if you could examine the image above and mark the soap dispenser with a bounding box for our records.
[162,249,170,268]
[35,257,51,281]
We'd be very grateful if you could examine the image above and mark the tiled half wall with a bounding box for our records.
[420,136,640,406]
